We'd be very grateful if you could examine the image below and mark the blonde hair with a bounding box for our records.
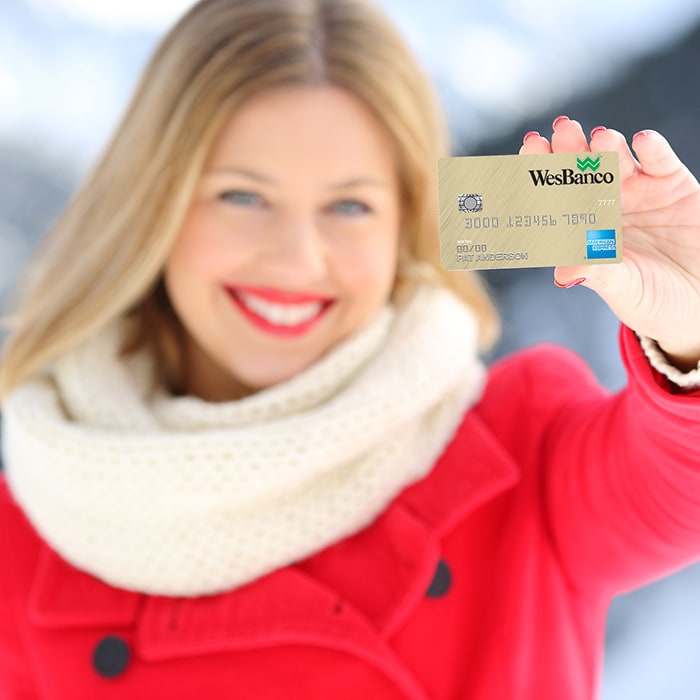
[0,0,498,398]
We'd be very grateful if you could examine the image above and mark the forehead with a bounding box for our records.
[206,85,397,180]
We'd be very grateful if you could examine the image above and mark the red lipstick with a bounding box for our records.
[223,285,334,338]
[229,285,334,304]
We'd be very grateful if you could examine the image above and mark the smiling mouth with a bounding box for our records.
[224,286,334,336]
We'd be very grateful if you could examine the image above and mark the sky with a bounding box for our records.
[30,0,196,30]
[8,0,700,167]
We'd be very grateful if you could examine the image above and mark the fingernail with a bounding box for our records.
[523,130,540,144]
[590,126,607,138]
[554,277,587,289]
[552,115,569,129]
[633,129,653,139]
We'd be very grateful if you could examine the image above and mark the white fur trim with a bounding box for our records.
[638,334,700,389]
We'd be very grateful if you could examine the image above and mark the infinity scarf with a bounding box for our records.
[3,284,485,596]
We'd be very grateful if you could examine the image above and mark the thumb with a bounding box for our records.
[553,263,639,318]
[553,265,592,289]
[553,263,629,294]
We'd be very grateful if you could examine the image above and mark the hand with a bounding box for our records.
[521,116,700,370]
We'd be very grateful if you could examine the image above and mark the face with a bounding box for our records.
[164,85,401,401]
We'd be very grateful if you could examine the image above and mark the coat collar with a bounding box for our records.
[28,545,141,628]
[296,409,519,636]
[28,410,518,652]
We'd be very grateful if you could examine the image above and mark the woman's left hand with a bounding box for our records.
[521,116,700,370]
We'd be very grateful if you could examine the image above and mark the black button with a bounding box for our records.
[426,559,452,598]
[93,636,130,678]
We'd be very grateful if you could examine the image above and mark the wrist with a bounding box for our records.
[638,334,700,390]
[656,343,700,373]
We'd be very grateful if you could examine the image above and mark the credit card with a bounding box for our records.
[438,152,622,270]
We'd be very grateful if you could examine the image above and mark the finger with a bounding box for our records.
[519,131,552,155]
[551,115,589,153]
[631,129,686,178]
[589,126,639,182]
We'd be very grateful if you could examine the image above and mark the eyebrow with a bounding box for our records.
[208,167,274,183]
[207,167,389,190]
[327,178,389,190]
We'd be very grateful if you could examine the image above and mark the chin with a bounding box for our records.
[228,357,318,392]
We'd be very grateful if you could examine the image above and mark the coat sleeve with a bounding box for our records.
[484,326,700,597]
[0,478,39,699]
[547,327,700,594]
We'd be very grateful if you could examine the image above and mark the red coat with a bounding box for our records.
[2,327,700,699]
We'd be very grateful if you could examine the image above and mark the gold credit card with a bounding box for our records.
[438,152,622,270]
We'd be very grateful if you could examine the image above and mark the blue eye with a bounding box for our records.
[219,190,262,207]
[331,200,371,217]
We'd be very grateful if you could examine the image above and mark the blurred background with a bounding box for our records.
[2,0,700,696]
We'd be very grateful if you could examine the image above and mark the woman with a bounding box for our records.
[1,0,699,697]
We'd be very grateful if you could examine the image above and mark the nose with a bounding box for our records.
[261,211,327,283]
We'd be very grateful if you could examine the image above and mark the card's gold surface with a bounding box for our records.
[438,152,622,270]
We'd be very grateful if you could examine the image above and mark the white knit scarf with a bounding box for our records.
[2,284,485,597]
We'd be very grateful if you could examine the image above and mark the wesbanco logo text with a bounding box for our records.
[528,169,615,186]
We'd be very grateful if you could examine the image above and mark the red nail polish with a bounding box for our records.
[590,126,606,138]
[523,130,540,144]
[552,115,569,129]
[554,277,587,289]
